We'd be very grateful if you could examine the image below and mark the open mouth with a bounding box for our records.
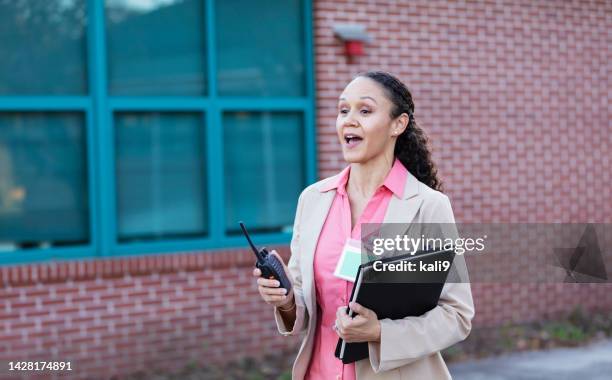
[344,134,363,148]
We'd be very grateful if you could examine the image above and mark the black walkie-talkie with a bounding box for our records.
[240,221,292,292]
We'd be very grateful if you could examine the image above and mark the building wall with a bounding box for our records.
[312,0,612,343]
[0,249,297,378]
[1,1,611,379]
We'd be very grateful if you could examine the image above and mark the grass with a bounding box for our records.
[122,307,612,379]
[441,307,612,362]
[122,353,295,380]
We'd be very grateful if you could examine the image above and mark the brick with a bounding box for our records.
[0,2,610,380]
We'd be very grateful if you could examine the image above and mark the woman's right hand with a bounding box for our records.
[252,251,295,309]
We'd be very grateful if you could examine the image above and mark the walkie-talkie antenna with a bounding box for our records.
[239,221,265,262]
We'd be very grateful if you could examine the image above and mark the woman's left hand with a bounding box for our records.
[334,302,381,343]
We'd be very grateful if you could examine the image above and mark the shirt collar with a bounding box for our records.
[318,158,408,198]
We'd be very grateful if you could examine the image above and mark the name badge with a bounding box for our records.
[333,238,362,282]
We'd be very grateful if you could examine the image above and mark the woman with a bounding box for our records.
[253,71,474,379]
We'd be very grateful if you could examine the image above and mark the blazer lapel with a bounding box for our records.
[383,196,423,224]
[300,189,336,313]
[383,170,423,224]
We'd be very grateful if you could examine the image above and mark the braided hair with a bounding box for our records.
[356,71,443,192]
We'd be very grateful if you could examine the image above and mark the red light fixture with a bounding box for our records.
[333,24,371,59]
[344,40,364,56]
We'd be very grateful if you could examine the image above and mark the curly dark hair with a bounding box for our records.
[356,70,443,192]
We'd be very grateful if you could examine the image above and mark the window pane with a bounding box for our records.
[106,0,207,96]
[224,112,304,234]
[116,112,207,241]
[216,0,305,97]
[0,1,88,95]
[0,112,89,248]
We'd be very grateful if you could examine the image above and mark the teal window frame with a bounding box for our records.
[0,0,316,266]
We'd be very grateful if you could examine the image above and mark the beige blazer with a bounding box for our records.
[274,169,475,380]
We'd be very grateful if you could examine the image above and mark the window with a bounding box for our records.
[115,112,207,241]
[224,112,304,234]
[0,0,314,264]
[216,0,305,97]
[105,0,207,95]
[0,112,89,248]
[0,1,88,95]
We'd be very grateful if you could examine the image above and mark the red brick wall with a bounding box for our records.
[0,250,298,379]
[314,0,611,225]
[1,1,611,379]
[312,0,612,327]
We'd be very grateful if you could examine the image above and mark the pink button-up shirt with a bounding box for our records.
[305,159,408,380]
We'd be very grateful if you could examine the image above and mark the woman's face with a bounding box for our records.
[336,77,399,164]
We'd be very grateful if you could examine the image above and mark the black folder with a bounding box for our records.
[334,248,456,364]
